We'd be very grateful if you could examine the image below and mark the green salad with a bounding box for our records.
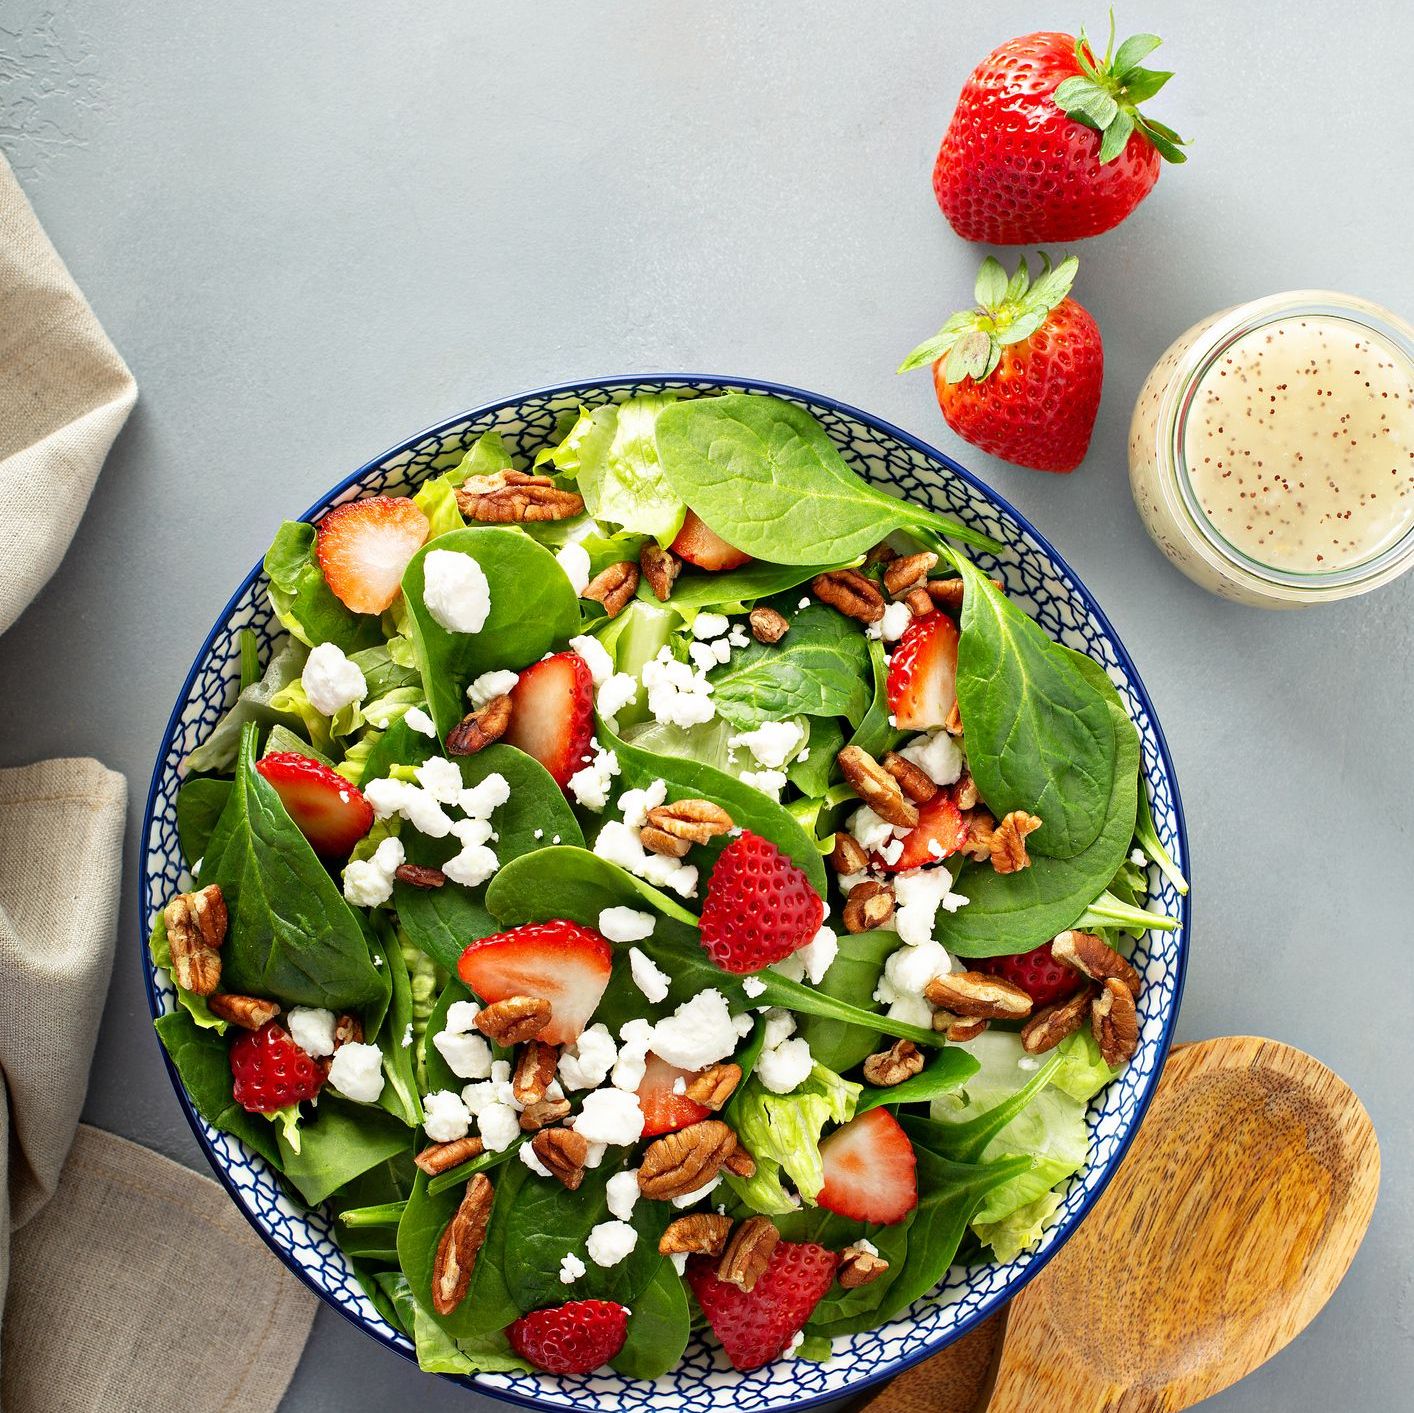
[153,391,1185,1379]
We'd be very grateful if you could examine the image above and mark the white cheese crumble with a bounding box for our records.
[669,1252,688,1275]
[605,1170,641,1221]
[459,772,511,820]
[1130,848,1148,868]
[573,1088,645,1146]
[287,1006,336,1058]
[741,975,768,999]
[848,804,896,854]
[691,612,730,640]
[600,907,656,945]
[729,720,804,770]
[422,1089,472,1141]
[422,549,492,634]
[893,868,968,947]
[758,1037,814,1093]
[555,542,592,597]
[899,730,964,786]
[402,705,437,737]
[568,745,620,812]
[478,1102,522,1152]
[618,779,667,830]
[611,1018,655,1093]
[433,1027,494,1080]
[568,633,616,686]
[342,836,405,907]
[559,1252,587,1284]
[795,924,839,986]
[442,841,499,887]
[327,1041,385,1103]
[627,945,670,1001]
[593,820,698,899]
[466,668,520,708]
[671,1175,721,1209]
[761,1008,796,1051]
[650,989,740,1070]
[302,641,368,718]
[880,600,914,642]
[596,671,639,729]
[586,1220,638,1268]
[688,639,732,674]
[739,768,787,801]
[414,755,464,805]
[642,647,715,729]
[558,1024,618,1091]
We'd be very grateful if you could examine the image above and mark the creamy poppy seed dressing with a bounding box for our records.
[1181,317,1414,572]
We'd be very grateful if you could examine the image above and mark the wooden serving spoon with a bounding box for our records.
[864,1036,1379,1413]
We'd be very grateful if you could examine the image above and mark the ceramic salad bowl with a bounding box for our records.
[141,374,1189,1411]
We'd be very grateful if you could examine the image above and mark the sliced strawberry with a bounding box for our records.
[503,651,595,788]
[229,1021,327,1113]
[636,1053,711,1137]
[670,509,752,571]
[457,920,612,1046]
[315,496,430,615]
[687,1240,838,1371]
[817,1108,919,1226]
[699,831,825,974]
[255,752,374,856]
[508,1299,628,1375]
[976,941,1084,1008]
[886,611,959,731]
[875,788,968,872]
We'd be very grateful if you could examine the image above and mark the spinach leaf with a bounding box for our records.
[185,639,309,774]
[788,717,845,800]
[275,1096,412,1207]
[772,1207,911,1336]
[264,520,384,652]
[395,745,584,971]
[847,639,907,759]
[611,1260,691,1380]
[654,394,998,564]
[262,723,332,763]
[856,1046,981,1114]
[153,1010,280,1166]
[796,930,896,1072]
[199,723,387,1010]
[401,527,581,738]
[358,714,435,787]
[707,604,871,729]
[1135,772,1189,894]
[175,778,232,867]
[646,558,848,612]
[369,922,424,1128]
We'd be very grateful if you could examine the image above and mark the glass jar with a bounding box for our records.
[1128,290,1414,607]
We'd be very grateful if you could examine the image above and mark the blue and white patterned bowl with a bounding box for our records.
[142,375,1189,1411]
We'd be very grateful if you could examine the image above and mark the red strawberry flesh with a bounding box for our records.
[255,752,374,856]
[886,611,959,731]
[507,1299,628,1375]
[976,940,1084,1009]
[315,495,429,615]
[875,788,968,872]
[229,1021,326,1113]
[817,1107,919,1226]
[670,509,752,571]
[504,651,595,788]
[698,831,824,974]
[637,1053,711,1137]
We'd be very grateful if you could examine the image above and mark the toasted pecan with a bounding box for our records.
[415,1135,485,1176]
[206,994,279,1030]
[583,561,639,617]
[881,750,938,803]
[717,1217,779,1292]
[446,695,511,756]
[394,863,446,889]
[431,1174,494,1315]
[837,745,918,828]
[748,606,790,644]
[476,996,552,1046]
[511,1041,558,1107]
[638,1120,738,1200]
[1092,978,1140,1067]
[684,1063,741,1111]
[838,1244,890,1288]
[640,544,680,601]
[531,1128,589,1190]
[1051,930,1142,997]
[1020,987,1097,1056]
[925,971,1034,1020]
[989,810,1042,874]
[882,551,938,598]
[456,472,583,524]
[812,569,884,624]
[164,886,227,996]
[659,1213,733,1257]
[843,879,895,934]
[862,1039,925,1088]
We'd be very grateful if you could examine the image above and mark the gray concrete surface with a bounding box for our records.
[2,2,1411,1408]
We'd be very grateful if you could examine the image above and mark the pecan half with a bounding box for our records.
[905,587,935,616]
[881,750,938,803]
[837,745,918,828]
[989,810,1042,874]
[659,1213,733,1257]
[862,1039,924,1088]
[531,1128,588,1190]
[512,1040,558,1107]
[933,1011,988,1042]
[717,1216,779,1292]
[882,551,938,598]
[684,1063,741,1111]
[519,1096,571,1132]
[924,577,965,613]
[838,1244,890,1288]
[638,1120,738,1200]
[1051,930,1142,997]
[643,799,733,855]
[164,885,227,996]
[476,996,551,1046]
[843,879,895,934]
[639,824,690,858]
[640,544,680,601]
[1021,987,1097,1056]
[812,569,884,624]
[926,971,1034,1020]
[206,994,279,1030]
[1092,978,1140,1067]
[958,808,995,862]
[333,1014,363,1048]
[749,606,790,644]
[456,472,584,524]
[431,1174,494,1315]
[394,863,446,890]
[446,694,512,756]
[830,832,869,876]
[415,1135,485,1176]
[583,561,639,618]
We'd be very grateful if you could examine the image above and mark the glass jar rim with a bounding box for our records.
[1161,290,1414,593]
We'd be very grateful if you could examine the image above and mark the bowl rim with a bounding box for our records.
[141,371,1190,1408]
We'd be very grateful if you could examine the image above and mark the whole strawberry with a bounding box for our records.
[698,831,824,974]
[899,254,1102,473]
[976,940,1085,1009]
[507,1299,629,1375]
[229,1020,327,1113]
[934,21,1187,244]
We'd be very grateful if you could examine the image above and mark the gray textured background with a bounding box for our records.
[2,2,1411,1408]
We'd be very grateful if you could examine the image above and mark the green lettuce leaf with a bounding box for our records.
[971,1189,1065,1263]
[263,520,384,653]
[186,639,310,774]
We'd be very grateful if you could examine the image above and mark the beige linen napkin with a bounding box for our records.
[0,153,315,1409]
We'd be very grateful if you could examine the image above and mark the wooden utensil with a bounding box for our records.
[864,1036,1379,1413]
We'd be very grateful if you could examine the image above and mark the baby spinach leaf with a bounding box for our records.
[200,723,387,1010]
[611,1260,691,1380]
[175,778,231,869]
[654,394,999,564]
[276,1095,412,1207]
[773,1207,911,1336]
[707,604,871,729]
[1135,773,1189,894]
[648,558,849,612]
[401,527,581,738]
[369,922,424,1128]
[856,1046,981,1114]
[357,714,435,787]
[848,638,907,760]
[185,639,310,774]
[788,717,845,800]
[265,520,384,652]
[796,930,897,1073]
[262,723,332,764]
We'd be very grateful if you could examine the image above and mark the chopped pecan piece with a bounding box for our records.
[722,1146,756,1179]
[905,587,935,616]
[838,1244,890,1288]
[1092,978,1140,1067]
[394,863,445,889]
[836,745,918,828]
[476,995,552,1046]
[924,577,965,613]
[431,1174,494,1315]
[881,750,938,803]
[638,1120,738,1200]
[717,1216,779,1292]
[659,1213,733,1257]
[512,1040,558,1107]
[812,569,884,624]
[830,832,869,876]
[333,1014,363,1048]
[1051,930,1142,997]
[415,1135,485,1176]
[1021,987,1097,1055]
[933,1011,988,1042]
[955,770,979,811]
[206,994,279,1030]
[944,699,964,735]
[164,885,227,996]
[989,810,1042,874]
[583,561,639,618]
[843,880,895,934]
[862,541,897,568]
[958,808,995,862]
[925,971,1033,1020]
[519,1096,572,1132]
[640,543,680,601]
[531,1128,589,1190]
[643,799,733,854]
[882,551,938,598]
[456,472,584,524]
[684,1062,741,1111]
[748,606,790,644]
[862,1039,924,1088]
[446,694,512,756]
[639,824,690,858]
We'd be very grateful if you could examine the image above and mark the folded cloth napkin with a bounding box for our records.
[0,153,315,1409]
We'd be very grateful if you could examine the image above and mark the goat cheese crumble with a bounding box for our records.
[422,549,492,634]
[327,1042,385,1103]
[599,907,656,945]
[342,836,405,907]
[302,641,367,718]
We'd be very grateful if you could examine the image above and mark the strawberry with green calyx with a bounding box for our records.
[899,254,1102,474]
[933,18,1188,245]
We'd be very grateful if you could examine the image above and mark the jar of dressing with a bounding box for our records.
[1129,291,1414,606]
